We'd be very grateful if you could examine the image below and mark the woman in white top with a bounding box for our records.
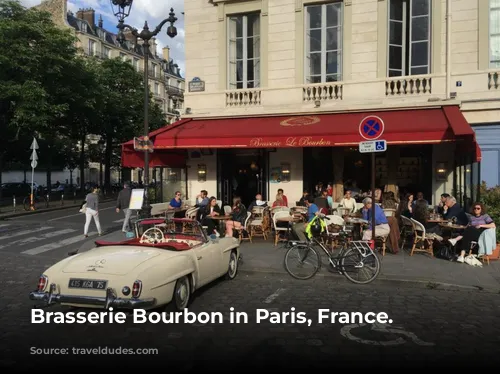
[339,190,357,213]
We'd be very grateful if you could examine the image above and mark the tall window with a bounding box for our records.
[227,13,260,89]
[491,0,500,68]
[88,40,96,56]
[388,0,431,77]
[305,2,343,83]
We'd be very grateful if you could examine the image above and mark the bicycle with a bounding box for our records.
[284,215,381,284]
[23,194,48,211]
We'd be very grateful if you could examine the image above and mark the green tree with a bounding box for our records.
[94,58,144,189]
[0,0,81,194]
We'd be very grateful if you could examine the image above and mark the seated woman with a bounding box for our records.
[225,196,248,238]
[201,197,222,236]
[272,194,287,208]
[451,202,496,263]
[412,199,442,237]
[397,193,414,218]
[168,191,185,218]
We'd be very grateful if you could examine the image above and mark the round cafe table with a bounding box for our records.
[439,222,467,230]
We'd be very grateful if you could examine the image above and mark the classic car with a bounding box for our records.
[29,218,240,311]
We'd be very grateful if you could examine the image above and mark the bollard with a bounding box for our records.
[46,194,49,208]
[73,190,76,203]
[13,195,16,212]
[61,194,64,206]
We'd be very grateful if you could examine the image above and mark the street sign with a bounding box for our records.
[30,149,38,160]
[30,138,39,150]
[359,140,387,153]
[359,116,385,141]
[31,160,38,168]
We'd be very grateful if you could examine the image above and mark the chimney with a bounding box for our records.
[150,37,157,56]
[76,8,95,28]
[98,14,103,28]
[162,46,170,61]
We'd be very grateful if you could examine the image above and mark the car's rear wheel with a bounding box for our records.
[167,276,190,311]
[225,250,239,280]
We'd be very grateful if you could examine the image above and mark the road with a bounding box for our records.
[0,254,499,370]
[0,201,128,258]
[0,206,499,369]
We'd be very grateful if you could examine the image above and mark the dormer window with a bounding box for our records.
[81,23,87,33]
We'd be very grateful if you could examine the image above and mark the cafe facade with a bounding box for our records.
[123,0,500,209]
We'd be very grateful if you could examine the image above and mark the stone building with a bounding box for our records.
[37,0,185,123]
[121,0,499,209]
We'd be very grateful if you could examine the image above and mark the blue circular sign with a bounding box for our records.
[359,116,385,140]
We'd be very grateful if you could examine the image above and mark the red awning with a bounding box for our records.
[151,106,470,149]
[121,145,186,168]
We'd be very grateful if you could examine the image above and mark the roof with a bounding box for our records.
[66,12,183,78]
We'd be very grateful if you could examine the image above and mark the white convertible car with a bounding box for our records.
[29,218,240,310]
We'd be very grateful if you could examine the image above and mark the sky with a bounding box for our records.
[20,0,185,75]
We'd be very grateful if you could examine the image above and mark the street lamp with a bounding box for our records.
[110,0,178,218]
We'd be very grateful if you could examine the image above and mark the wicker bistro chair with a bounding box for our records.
[249,207,268,240]
[234,212,253,243]
[409,218,442,257]
[400,216,414,250]
[324,215,345,250]
[273,211,291,246]
[182,207,199,233]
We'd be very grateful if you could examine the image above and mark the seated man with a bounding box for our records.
[443,196,468,226]
[361,197,390,241]
[292,196,318,242]
[248,193,268,212]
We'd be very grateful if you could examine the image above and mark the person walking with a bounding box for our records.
[116,182,133,233]
[84,186,103,237]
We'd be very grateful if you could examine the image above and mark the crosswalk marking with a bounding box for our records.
[0,226,52,241]
[22,232,97,255]
[113,219,124,223]
[0,228,77,250]
[0,224,10,228]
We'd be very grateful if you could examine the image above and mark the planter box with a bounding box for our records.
[489,243,500,260]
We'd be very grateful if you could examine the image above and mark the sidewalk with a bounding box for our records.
[239,239,500,292]
[0,198,115,220]
[78,230,500,292]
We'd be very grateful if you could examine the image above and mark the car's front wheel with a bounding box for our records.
[167,276,190,311]
[225,250,239,280]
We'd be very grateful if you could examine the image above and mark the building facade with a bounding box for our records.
[122,0,499,209]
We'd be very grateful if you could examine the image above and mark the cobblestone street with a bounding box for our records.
[1,251,499,370]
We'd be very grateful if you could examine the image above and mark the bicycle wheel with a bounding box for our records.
[340,246,381,284]
[284,244,321,280]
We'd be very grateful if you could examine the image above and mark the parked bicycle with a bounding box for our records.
[23,194,48,211]
[284,215,381,284]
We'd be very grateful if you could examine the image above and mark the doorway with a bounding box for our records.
[217,149,269,207]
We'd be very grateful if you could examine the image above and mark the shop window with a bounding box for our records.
[281,163,291,183]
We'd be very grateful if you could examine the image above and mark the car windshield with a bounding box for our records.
[134,218,207,242]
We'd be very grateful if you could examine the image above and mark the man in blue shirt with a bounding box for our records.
[361,197,390,241]
[292,196,318,242]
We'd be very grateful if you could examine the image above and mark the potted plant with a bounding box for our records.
[479,182,500,260]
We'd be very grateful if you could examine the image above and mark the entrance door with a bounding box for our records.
[217,149,268,207]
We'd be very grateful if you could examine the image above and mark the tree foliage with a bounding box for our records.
[0,0,168,193]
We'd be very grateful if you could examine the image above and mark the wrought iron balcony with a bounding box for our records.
[166,85,184,97]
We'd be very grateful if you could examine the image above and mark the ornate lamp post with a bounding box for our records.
[110,0,177,218]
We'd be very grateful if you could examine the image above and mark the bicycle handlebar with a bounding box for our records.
[317,213,330,220]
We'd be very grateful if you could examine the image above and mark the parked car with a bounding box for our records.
[29,218,240,311]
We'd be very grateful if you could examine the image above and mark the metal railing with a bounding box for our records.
[166,85,184,97]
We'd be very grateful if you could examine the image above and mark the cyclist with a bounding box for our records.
[292,195,320,242]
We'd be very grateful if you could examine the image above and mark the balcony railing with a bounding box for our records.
[185,71,498,115]
[166,85,184,97]
[82,48,110,59]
